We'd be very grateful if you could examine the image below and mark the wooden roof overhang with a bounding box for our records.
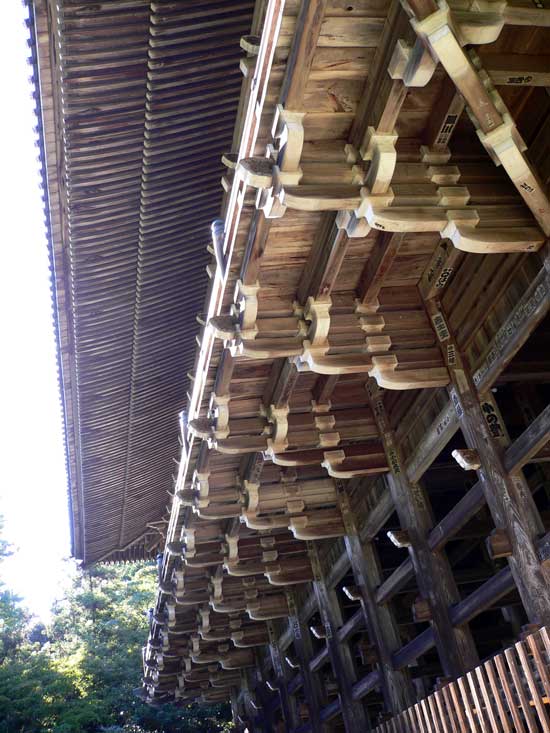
[141,0,550,714]
[32,0,257,564]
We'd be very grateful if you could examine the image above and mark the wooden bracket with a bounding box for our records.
[388,37,437,87]
[412,596,432,623]
[387,529,412,548]
[452,448,481,471]
[486,528,513,560]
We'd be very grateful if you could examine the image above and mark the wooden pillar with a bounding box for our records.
[338,485,416,714]
[267,620,299,730]
[425,297,550,627]
[368,381,480,678]
[286,590,325,732]
[307,541,370,732]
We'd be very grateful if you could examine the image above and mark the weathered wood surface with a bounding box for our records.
[38,0,550,725]
[373,626,550,733]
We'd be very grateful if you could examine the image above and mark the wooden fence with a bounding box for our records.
[374,626,550,733]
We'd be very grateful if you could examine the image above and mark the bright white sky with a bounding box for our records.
[0,2,71,620]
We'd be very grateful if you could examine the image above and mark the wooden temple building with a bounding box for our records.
[32,0,550,729]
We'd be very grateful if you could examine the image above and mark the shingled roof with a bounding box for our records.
[32,0,254,564]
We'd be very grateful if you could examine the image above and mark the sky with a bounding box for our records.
[0,1,71,620]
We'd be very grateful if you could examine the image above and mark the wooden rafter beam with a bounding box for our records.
[423,76,465,152]
[296,213,349,303]
[279,0,328,111]
[357,232,404,305]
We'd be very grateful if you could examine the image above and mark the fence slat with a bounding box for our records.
[504,647,538,733]
[527,631,550,700]
[376,627,550,733]
[457,675,480,733]
[515,639,550,733]
[475,664,500,733]
[484,657,513,733]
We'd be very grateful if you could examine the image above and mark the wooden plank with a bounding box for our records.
[483,658,512,733]
[423,78,464,151]
[494,652,527,733]
[456,676,480,733]
[466,671,489,733]
[503,647,538,733]
[297,214,350,302]
[432,690,449,733]
[482,54,550,87]
[241,210,272,286]
[280,0,328,111]
[475,665,501,733]
[526,631,550,702]
[441,683,460,733]
[357,232,404,305]
[515,639,550,733]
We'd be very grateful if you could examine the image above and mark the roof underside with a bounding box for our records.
[34,0,254,564]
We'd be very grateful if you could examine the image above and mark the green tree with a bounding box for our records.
[0,522,232,733]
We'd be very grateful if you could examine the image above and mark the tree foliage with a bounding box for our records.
[0,526,232,733]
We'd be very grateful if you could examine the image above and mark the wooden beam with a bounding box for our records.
[368,381,479,677]
[266,359,300,409]
[266,620,298,730]
[285,590,325,733]
[350,1,411,148]
[338,486,416,714]
[312,374,339,404]
[482,53,550,88]
[307,542,369,731]
[297,213,350,303]
[423,77,465,152]
[357,232,404,305]
[426,296,550,626]
[280,0,328,111]
[407,254,550,483]
[240,210,272,286]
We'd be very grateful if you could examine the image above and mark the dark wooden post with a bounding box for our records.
[286,590,325,732]
[425,297,550,626]
[307,541,370,731]
[266,620,299,730]
[338,485,416,714]
[368,380,479,678]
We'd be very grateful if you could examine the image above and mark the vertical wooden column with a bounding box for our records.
[338,485,416,714]
[267,620,299,730]
[425,297,550,626]
[286,590,325,732]
[307,541,370,732]
[252,650,277,733]
[368,381,479,678]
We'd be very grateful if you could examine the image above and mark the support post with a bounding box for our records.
[267,620,299,730]
[338,485,416,714]
[307,541,370,731]
[425,297,550,626]
[368,380,479,677]
[286,590,325,732]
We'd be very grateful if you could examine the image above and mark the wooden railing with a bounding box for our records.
[374,626,550,733]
